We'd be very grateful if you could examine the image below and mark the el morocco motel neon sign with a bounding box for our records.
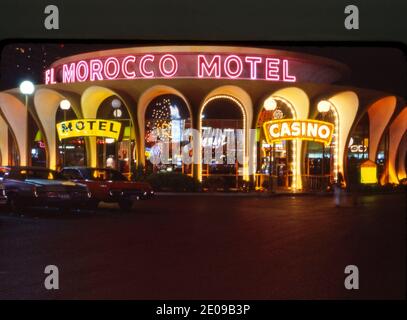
[45,53,297,84]
[56,119,122,140]
[263,119,334,145]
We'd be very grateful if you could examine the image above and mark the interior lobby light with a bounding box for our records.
[317,100,331,113]
[263,97,277,111]
[111,98,122,109]
[113,108,122,118]
[19,80,35,95]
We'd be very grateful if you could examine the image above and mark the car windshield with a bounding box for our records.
[81,169,127,181]
[8,168,67,180]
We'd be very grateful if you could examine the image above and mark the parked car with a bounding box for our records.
[0,166,91,212]
[60,167,154,210]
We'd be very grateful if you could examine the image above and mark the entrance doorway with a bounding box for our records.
[256,98,295,191]
[96,97,136,177]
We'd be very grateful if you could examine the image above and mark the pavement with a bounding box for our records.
[0,193,405,299]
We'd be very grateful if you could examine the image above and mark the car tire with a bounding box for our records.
[86,200,99,211]
[119,200,133,211]
[9,197,24,214]
[58,207,72,214]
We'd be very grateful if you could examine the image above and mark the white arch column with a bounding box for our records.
[0,93,28,166]
[0,115,8,165]
[397,133,407,181]
[387,107,407,184]
[325,91,359,185]
[260,87,310,190]
[367,96,396,161]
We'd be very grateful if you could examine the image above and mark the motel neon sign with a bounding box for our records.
[45,53,297,84]
[56,119,122,140]
[263,119,334,145]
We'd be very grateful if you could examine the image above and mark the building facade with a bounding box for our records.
[0,46,406,191]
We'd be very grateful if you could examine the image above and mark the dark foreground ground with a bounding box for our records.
[0,193,405,299]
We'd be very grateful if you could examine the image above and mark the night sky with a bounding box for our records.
[1,43,406,99]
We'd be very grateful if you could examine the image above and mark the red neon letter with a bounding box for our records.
[245,56,262,80]
[159,54,178,77]
[90,59,103,81]
[122,55,136,79]
[282,59,296,82]
[103,57,120,80]
[198,55,221,78]
[76,61,89,82]
[224,55,243,78]
[63,63,76,83]
[265,58,280,81]
[139,54,154,78]
[45,69,51,85]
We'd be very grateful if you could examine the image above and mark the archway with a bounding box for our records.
[256,87,309,190]
[0,92,28,166]
[198,86,253,183]
[200,95,245,189]
[96,95,135,175]
[34,88,83,170]
[81,86,137,170]
[315,91,359,187]
[144,94,192,175]
[137,85,193,170]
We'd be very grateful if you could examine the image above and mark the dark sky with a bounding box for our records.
[1,43,406,99]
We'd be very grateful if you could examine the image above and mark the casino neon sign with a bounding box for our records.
[44,53,297,84]
[263,119,334,145]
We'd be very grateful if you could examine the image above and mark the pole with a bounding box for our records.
[63,109,66,167]
[268,144,273,193]
[25,95,28,166]
[128,118,132,177]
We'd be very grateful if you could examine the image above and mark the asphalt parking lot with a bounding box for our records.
[0,193,405,299]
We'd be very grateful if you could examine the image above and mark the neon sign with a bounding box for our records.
[263,119,334,145]
[56,119,122,140]
[45,53,297,84]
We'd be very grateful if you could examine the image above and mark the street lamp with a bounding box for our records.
[60,99,71,111]
[19,80,35,95]
[59,99,71,167]
[19,80,35,166]
[317,99,339,182]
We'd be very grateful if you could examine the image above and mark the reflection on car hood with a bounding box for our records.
[25,179,78,187]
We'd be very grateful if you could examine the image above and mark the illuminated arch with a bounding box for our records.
[0,114,9,165]
[137,85,193,167]
[323,91,359,184]
[397,132,407,181]
[387,107,407,184]
[81,85,137,167]
[366,96,397,161]
[0,92,28,165]
[258,87,309,190]
[34,88,82,169]
[198,85,253,181]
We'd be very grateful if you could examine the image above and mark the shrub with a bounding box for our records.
[202,176,225,192]
[146,172,202,192]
